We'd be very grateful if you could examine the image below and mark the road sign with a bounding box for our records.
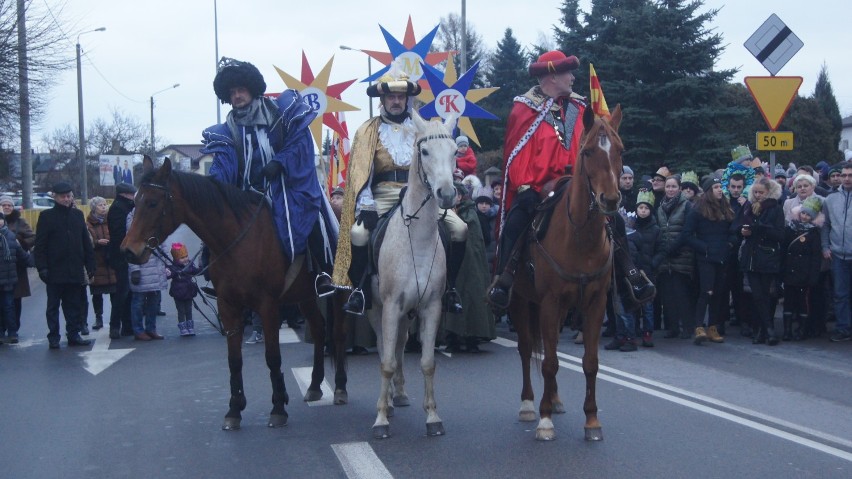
[756,131,794,151]
[744,76,802,131]
[744,14,803,76]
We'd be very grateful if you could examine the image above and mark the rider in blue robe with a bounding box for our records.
[201,57,337,296]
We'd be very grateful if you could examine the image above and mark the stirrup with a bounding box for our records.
[343,288,365,316]
[443,288,464,314]
[314,272,335,298]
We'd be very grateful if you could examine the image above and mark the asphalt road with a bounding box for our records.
[1,227,850,479]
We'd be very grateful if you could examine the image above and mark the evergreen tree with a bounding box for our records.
[813,64,843,155]
[553,0,747,176]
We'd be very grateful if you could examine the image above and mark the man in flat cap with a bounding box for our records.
[201,57,337,298]
[107,182,137,339]
[488,50,653,313]
[331,66,468,317]
[34,182,95,348]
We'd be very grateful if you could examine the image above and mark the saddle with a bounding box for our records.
[531,175,572,240]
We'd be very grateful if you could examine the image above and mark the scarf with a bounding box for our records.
[0,225,11,262]
[661,195,680,215]
[226,97,281,193]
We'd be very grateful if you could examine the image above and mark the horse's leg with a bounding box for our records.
[536,299,560,441]
[370,303,397,439]
[581,293,606,441]
[511,296,536,422]
[261,300,289,428]
[419,302,444,436]
[391,318,409,408]
[331,291,349,405]
[221,303,246,431]
[299,299,325,402]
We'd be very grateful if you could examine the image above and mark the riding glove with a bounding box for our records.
[356,210,379,231]
[262,161,283,181]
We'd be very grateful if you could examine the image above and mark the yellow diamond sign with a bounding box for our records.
[744,76,802,131]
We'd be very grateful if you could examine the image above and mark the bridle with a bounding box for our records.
[567,121,621,227]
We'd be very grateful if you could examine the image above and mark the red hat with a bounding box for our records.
[528,51,580,77]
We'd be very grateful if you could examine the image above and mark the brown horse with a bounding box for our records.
[121,158,349,431]
[510,105,623,441]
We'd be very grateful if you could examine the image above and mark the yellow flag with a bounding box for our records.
[589,63,611,119]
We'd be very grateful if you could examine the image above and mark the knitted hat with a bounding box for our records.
[774,166,787,179]
[621,165,634,177]
[528,50,580,77]
[0,195,13,206]
[829,162,847,174]
[701,176,721,192]
[800,196,823,218]
[474,195,493,205]
[731,145,753,163]
[636,189,655,208]
[455,136,469,147]
[170,242,188,261]
[213,57,266,104]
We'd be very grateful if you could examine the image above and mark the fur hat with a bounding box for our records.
[800,196,823,218]
[701,176,721,192]
[170,242,188,261]
[653,166,672,180]
[51,181,72,194]
[636,189,655,208]
[366,64,421,98]
[528,50,580,77]
[731,145,753,163]
[213,57,266,104]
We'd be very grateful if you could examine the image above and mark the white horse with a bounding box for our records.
[368,110,458,439]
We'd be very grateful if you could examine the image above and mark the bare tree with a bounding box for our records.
[86,108,148,155]
[0,0,71,147]
[435,13,490,86]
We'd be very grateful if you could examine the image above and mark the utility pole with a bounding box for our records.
[17,0,32,208]
[460,0,467,73]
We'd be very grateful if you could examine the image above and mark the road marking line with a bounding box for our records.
[291,367,334,406]
[279,327,299,344]
[496,336,852,461]
[332,442,393,479]
[80,326,135,375]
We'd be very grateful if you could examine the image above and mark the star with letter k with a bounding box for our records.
[418,54,498,147]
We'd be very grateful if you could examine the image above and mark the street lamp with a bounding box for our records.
[76,26,106,203]
[339,45,373,118]
[150,84,180,159]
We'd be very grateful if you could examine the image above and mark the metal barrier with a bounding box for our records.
[22,204,92,233]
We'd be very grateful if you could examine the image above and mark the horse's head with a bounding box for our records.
[409,109,458,209]
[579,104,624,215]
[121,157,179,264]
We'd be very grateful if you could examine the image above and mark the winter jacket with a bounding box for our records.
[627,214,659,280]
[455,149,477,177]
[34,203,95,284]
[0,226,31,291]
[782,222,822,287]
[683,208,735,265]
[87,212,117,288]
[821,187,852,260]
[740,180,785,274]
[654,193,694,277]
[127,211,167,293]
[107,195,135,270]
[166,261,201,300]
[5,210,34,298]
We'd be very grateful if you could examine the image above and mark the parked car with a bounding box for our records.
[14,196,55,210]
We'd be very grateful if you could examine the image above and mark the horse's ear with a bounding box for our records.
[442,113,459,136]
[583,105,596,133]
[160,157,172,176]
[609,104,622,132]
[142,155,155,175]
[409,108,429,132]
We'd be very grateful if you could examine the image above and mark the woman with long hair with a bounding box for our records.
[739,177,785,345]
[684,176,736,344]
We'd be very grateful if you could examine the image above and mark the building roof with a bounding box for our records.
[159,144,206,160]
[843,115,852,128]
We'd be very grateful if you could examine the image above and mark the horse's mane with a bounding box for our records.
[140,168,265,222]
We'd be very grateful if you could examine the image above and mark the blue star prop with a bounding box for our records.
[419,60,498,122]
[363,24,445,83]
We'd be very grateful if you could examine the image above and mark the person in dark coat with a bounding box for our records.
[86,196,117,331]
[782,197,824,340]
[475,195,496,265]
[628,190,660,347]
[739,177,785,346]
[33,182,95,349]
[683,176,736,345]
[0,212,32,343]
[619,165,637,214]
[0,195,35,342]
[654,176,695,339]
[107,182,136,339]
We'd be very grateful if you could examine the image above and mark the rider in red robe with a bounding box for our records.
[487,51,655,313]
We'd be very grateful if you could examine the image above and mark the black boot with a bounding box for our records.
[793,314,809,341]
[487,191,536,316]
[343,245,370,316]
[308,221,336,297]
[93,314,103,331]
[443,241,466,313]
[782,312,793,341]
[752,326,767,344]
[611,218,655,305]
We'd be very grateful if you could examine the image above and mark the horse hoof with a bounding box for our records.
[303,389,323,402]
[552,401,566,414]
[333,390,348,405]
[393,394,410,407]
[268,414,288,428]
[535,427,556,441]
[222,417,241,431]
[519,410,537,422]
[373,425,391,439]
[426,422,445,437]
[584,427,604,441]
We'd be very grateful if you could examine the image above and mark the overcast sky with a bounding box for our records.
[32,0,852,151]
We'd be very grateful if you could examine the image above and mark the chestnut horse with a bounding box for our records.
[121,158,348,431]
[510,105,623,441]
